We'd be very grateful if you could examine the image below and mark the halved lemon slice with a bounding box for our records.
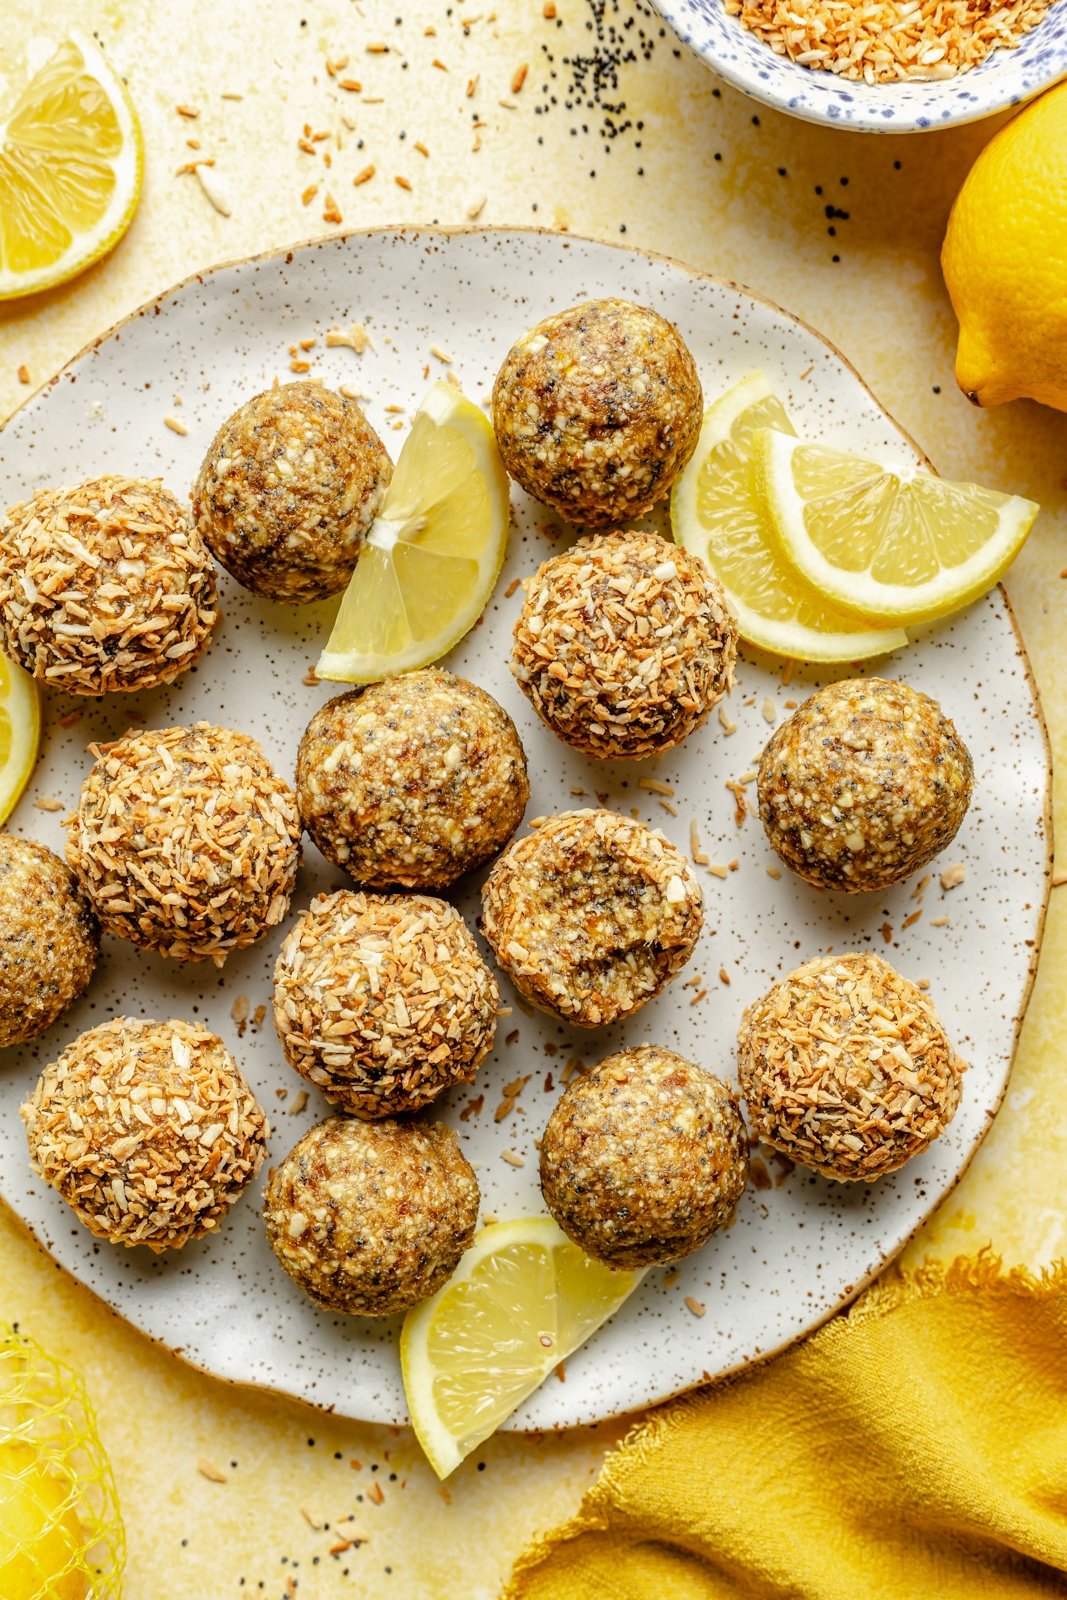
[670,373,906,663]
[317,382,510,683]
[0,34,143,302]
[753,429,1039,628]
[400,1217,644,1479]
[0,653,40,825]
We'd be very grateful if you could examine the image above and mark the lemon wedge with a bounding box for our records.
[0,653,40,825]
[753,429,1039,628]
[316,382,510,683]
[670,373,906,662]
[400,1217,644,1479]
[0,34,143,302]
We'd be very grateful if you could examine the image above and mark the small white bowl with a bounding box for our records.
[648,0,1067,131]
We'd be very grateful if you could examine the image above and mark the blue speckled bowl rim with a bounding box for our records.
[647,0,1067,131]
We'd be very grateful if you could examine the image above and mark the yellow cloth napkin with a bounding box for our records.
[505,1256,1067,1599]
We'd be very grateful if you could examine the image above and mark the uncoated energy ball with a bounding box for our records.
[264,1116,479,1316]
[273,891,499,1119]
[511,529,736,759]
[297,669,529,889]
[540,1045,749,1270]
[192,382,392,603]
[757,678,974,893]
[0,835,98,1049]
[737,953,965,1182]
[491,298,703,528]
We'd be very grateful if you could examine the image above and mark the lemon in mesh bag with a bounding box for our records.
[0,1325,124,1599]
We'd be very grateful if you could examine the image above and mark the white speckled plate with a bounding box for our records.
[0,228,1051,1429]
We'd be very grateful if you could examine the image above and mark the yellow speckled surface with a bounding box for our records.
[1,3,1065,1595]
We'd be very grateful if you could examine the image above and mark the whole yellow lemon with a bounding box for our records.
[942,81,1067,411]
[0,1443,89,1600]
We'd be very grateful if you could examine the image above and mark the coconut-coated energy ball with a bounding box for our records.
[192,382,392,603]
[0,476,217,695]
[21,1017,269,1251]
[0,836,99,1049]
[273,891,499,1118]
[481,809,703,1027]
[738,953,965,1182]
[512,529,737,759]
[67,722,302,965]
[540,1046,748,1270]
[492,299,702,528]
[264,1116,479,1316]
[297,669,529,889]
[758,678,974,893]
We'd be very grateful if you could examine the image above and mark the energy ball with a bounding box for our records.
[192,382,392,603]
[297,669,529,889]
[0,836,98,1049]
[540,1046,748,1270]
[0,476,217,695]
[512,529,737,759]
[273,891,498,1118]
[264,1116,479,1316]
[738,953,965,1182]
[21,1017,269,1251]
[492,298,702,528]
[758,678,974,893]
[481,809,703,1027]
[67,722,302,965]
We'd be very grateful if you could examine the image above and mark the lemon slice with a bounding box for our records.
[0,653,40,825]
[753,428,1039,628]
[400,1217,644,1479]
[670,373,907,663]
[316,382,510,683]
[0,34,143,302]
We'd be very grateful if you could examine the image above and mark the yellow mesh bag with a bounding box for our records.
[0,1324,124,1599]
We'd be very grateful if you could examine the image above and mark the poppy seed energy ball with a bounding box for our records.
[192,382,392,603]
[0,475,217,695]
[540,1046,748,1270]
[264,1116,479,1316]
[273,891,499,1119]
[758,678,974,893]
[297,669,529,890]
[491,299,703,528]
[21,1017,269,1251]
[512,530,737,759]
[67,722,302,965]
[738,953,965,1183]
[481,809,703,1027]
[0,836,99,1049]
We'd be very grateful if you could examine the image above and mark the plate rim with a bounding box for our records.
[0,224,1054,1430]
